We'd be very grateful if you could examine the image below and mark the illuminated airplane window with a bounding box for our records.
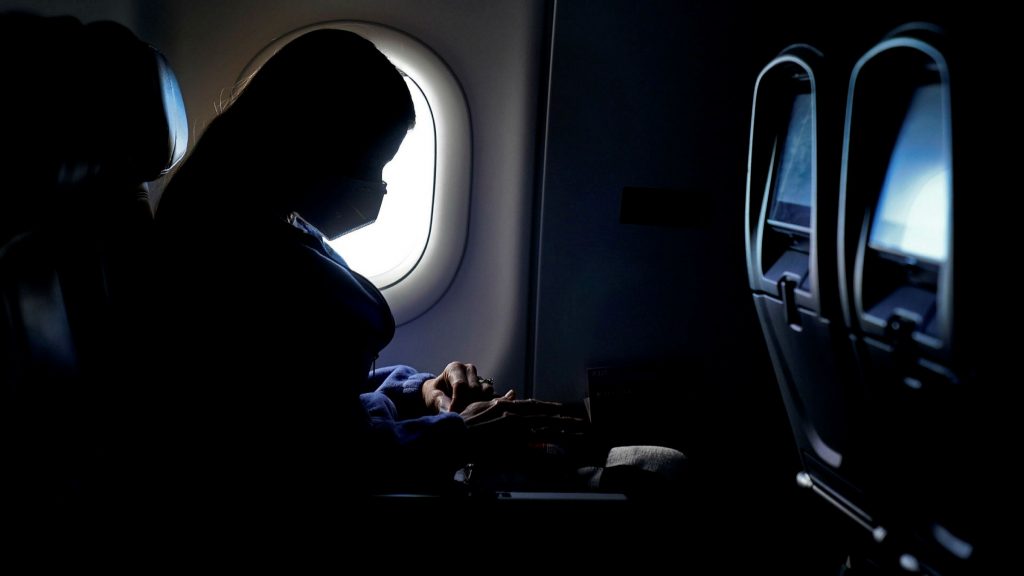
[330,75,433,284]
[241,22,471,324]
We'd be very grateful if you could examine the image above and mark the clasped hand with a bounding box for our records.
[421,361,496,414]
[422,362,588,454]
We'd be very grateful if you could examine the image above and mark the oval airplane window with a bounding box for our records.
[238,21,471,325]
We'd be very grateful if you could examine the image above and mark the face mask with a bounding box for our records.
[296,176,388,240]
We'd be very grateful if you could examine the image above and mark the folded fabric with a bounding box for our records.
[605,445,687,480]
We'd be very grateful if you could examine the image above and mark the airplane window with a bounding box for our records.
[330,74,434,283]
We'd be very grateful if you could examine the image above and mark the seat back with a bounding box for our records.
[745,44,872,520]
[0,13,187,515]
[750,29,986,572]
[838,24,981,571]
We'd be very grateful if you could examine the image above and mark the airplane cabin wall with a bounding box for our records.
[532,0,775,413]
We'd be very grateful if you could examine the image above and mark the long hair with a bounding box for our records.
[159,29,415,223]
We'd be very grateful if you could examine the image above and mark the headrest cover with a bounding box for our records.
[79,20,189,184]
[0,12,188,241]
[0,13,188,190]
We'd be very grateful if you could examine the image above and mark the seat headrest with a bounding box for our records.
[0,12,188,240]
[80,20,189,185]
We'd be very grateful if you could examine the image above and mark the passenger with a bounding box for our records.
[155,29,502,500]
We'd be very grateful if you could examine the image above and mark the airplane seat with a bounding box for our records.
[745,44,873,532]
[0,13,188,518]
[838,24,981,572]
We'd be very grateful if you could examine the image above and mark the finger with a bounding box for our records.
[503,389,515,400]
[449,363,468,393]
[460,397,502,424]
[428,389,451,413]
[430,370,452,396]
[493,398,565,417]
[464,363,486,397]
[447,362,469,412]
[436,393,452,413]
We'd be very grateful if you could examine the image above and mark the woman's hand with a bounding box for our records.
[461,393,579,428]
[459,393,589,459]
[421,361,495,414]
[459,390,517,422]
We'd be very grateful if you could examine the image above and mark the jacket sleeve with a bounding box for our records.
[366,364,437,419]
[360,391,469,485]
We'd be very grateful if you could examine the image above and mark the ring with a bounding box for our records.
[479,378,495,386]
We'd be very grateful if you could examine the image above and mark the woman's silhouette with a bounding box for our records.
[155,29,490,503]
